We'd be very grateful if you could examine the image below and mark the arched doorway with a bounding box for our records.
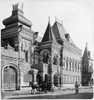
[44,74,48,82]
[3,66,17,90]
[54,74,58,87]
[37,74,43,84]
[59,76,62,87]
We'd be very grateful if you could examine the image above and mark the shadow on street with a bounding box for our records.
[9,92,93,99]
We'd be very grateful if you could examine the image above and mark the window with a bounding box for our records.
[74,63,75,72]
[69,76,70,82]
[75,63,77,72]
[71,76,73,83]
[53,55,57,65]
[21,43,23,52]
[70,61,71,71]
[67,76,68,83]
[76,63,78,72]
[72,62,74,71]
[43,54,49,64]
[25,50,28,62]
[66,60,68,70]
[63,60,65,68]
[78,64,80,72]
[35,55,38,64]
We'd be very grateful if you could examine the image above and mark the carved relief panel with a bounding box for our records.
[20,38,32,63]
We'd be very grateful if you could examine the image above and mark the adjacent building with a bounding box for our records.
[81,44,93,86]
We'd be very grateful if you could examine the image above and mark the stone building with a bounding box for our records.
[1,4,35,90]
[33,19,82,87]
[81,44,93,86]
[1,4,82,91]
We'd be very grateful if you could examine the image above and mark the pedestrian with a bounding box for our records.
[75,81,79,94]
[51,84,54,92]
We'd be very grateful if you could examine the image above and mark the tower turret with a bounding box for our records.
[3,3,32,28]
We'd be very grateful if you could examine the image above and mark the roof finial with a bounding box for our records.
[48,16,50,23]
[86,42,88,47]
[55,16,57,22]
[13,3,23,11]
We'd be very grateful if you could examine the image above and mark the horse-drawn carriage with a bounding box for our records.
[29,81,54,94]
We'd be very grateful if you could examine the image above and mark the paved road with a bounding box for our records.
[9,87,93,99]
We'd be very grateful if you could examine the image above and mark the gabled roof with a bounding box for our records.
[83,44,89,59]
[42,22,57,43]
[52,21,67,41]
[52,21,75,45]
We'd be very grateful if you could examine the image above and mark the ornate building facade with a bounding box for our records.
[1,4,83,91]
[33,20,82,87]
[1,4,35,90]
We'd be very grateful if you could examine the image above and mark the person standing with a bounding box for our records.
[75,81,79,94]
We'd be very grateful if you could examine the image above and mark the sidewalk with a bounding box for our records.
[2,86,92,99]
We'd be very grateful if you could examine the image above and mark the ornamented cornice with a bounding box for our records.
[1,27,18,39]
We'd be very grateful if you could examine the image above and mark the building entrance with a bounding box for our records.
[3,66,17,90]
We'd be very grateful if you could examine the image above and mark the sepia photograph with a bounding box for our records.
[0,0,94,99]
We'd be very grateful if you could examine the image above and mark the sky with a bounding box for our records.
[0,0,94,59]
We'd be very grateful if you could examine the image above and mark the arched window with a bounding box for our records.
[72,62,74,71]
[37,74,42,84]
[78,64,80,72]
[75,63,77,72]
[35,54,38,64]
[43,54,49,64]
[70,61,71,71]
[66,60,68,70]
[53,55,58,65]
[44,74,48,82]
[25,50,28,62]
[40,49,50,64]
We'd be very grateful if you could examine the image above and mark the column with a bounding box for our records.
[33,69,38,84]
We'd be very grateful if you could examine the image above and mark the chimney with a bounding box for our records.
[65,33,70,41]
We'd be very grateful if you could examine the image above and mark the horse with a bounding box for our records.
[39,82,48,93]
[30,82,40,94]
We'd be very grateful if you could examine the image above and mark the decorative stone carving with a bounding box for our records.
[53,54,58,65]
[40,49,50,64]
